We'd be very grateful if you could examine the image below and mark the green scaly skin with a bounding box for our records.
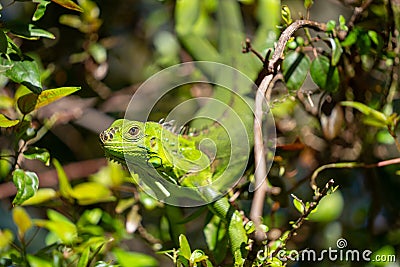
[100,117,251,265]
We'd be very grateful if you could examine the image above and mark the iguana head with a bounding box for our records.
[99,119,148,165]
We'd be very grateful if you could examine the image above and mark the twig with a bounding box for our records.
[270,179,335,259]
[249,20,327,244]
[310,157,400,190]
[348,0,374,29]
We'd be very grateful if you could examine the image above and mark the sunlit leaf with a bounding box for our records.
[35,218,77,243]
[12,207,32,237]
[6,59,42,94]
[113,248,158,267]
[341,29,358,47]
[330,38,342,66]
[10,24,55,40]
[51,0,83,12]
[292,195,305,214]
[70,182,115,205]
[304,0,314,9]
[204,215,228,264]
[341,101,388,127]
[282,51,310,91]
[77,247,90,267]
[17,87,81,114]
[12,169,39,206]
[0,229,14,251]
[281,5,292,25]
[0,114,19,128]
[89,42,107,64]
[23,147,50,166]
[179,234,191,260]
[33,0,52,21]
[53,158,73,200]
[27,255,53,267]
[21,188,57,205]
[190,249,208,264]
[310,55,339,92]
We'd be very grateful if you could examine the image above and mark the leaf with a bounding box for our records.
[341,29,358,47]
[33,0,52,21]
[70,182,115,205]
[0,229,14,251]
[326,20,336,32]
[34,219,77,243]
[50,0,83,12]
[178,234,191,260]
[190,249,208,264]
[341,101,388,127]
[21,188,57,205]
[204,216,228,264]
[9,24,55,40]
[0,30,8,53]
[113,248,158,267]
[89,43,107,64]
[0,114,19,128]
[12,169,39,206]
[308,190,344,222]
[17,87,80,114]
[292,195,305,214]
[6,59,42,94]
[53,158,73,200]
[77,247,90,267]
[304,0,314,9]
[281,5,292,25]
[310,55,340,92]
[282,51,311,91]
[27,255,53,267]
[330,38,342,66]
[12,207,32,237]
[23,147,50,166]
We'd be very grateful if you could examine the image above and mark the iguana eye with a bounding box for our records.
[128,126,140,137]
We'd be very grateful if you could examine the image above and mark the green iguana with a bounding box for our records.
[100,89,255,265]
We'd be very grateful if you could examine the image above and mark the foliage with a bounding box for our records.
[0,0,399,266]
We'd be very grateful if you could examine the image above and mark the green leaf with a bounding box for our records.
[12,207,32,237]
[33,0,52,21]
[34,219,77,243]
[23,147,50,166]
[368,30,380,46]
[27,255,53,267]
[10,24,55,40]
[0,30,7,53]
[304,0,314,9]
[330,38,342,66]
[292,195,305,214]
[310,55,340,92]
[341,101,388,127]
[77,247,90,267]
[308,191,344,222]
[0,114,19,128]
[113,248,158,267]
[6,59,42,94]
[178,234,191,260]
[51,0,83,12]
[326,20,336,32]
[339,15,347,31]
[281,5,292,25]
[53,158,73,200]
[17,87,80,114]
[341,29,358,47]
[203,215,228,264]
[70,182,115,205]
[12,169,39,206]
[190,249,208,264]
[89,43,107,64]
[21,188,57,205]
[282,51,310,91]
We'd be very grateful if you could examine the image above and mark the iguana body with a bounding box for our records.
[100,92,254,265]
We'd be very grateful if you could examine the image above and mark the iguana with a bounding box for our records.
[99,88,256,265]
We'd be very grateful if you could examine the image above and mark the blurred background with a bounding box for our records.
[0,0,399,266]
